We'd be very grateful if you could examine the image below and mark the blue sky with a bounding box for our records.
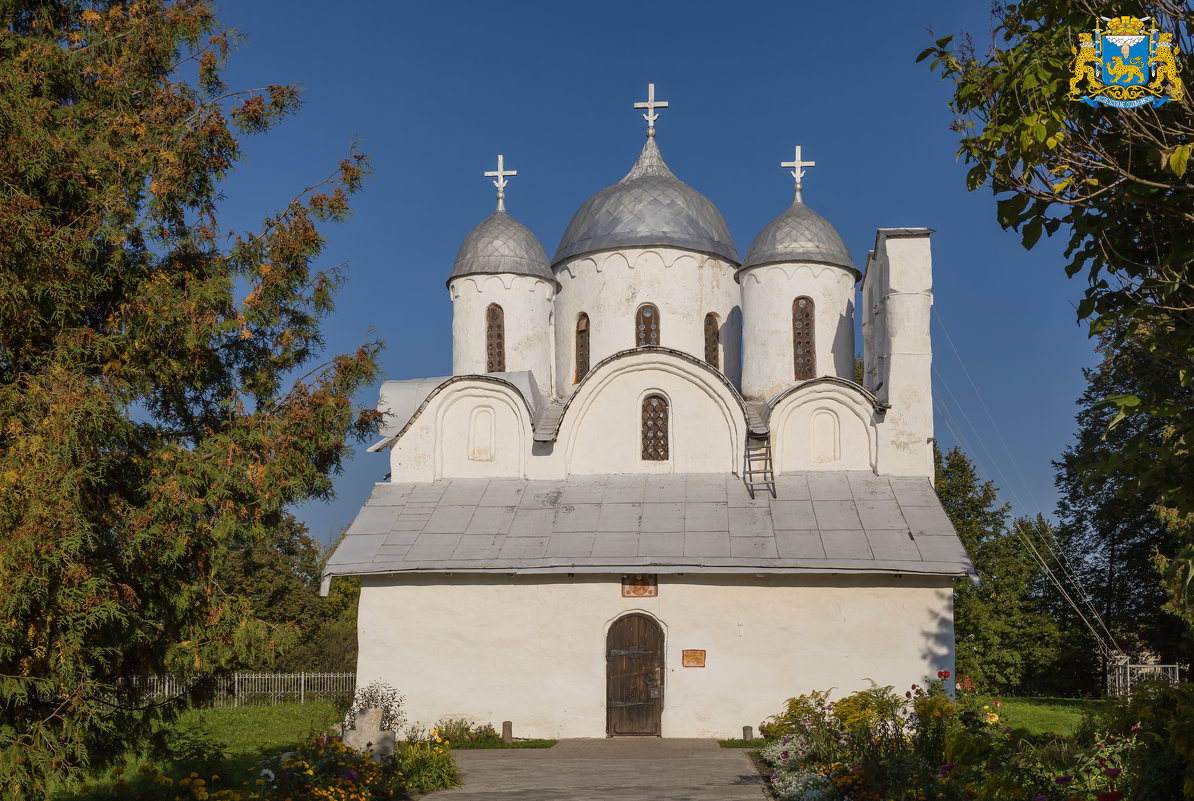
[213,1,1098,543]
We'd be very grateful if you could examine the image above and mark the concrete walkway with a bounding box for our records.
[431,738,768,800]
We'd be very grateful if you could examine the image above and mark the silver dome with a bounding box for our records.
[552,137,739,266]
[449,210,555,286]
[740,200,857,275]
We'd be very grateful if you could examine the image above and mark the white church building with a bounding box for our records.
[324,86,973,738]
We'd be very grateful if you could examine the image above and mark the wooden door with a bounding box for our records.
[606,613,663,736]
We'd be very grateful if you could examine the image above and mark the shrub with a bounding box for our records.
[396,727,461,792]
[435,717,504,748]
[344,680,406,733]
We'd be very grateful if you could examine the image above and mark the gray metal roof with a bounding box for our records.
[324,472,973,587]
[552,137,739,266]
[739,200,856,274]
[449,211,555,285]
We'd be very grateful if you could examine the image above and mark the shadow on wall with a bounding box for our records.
[919,591,958,681]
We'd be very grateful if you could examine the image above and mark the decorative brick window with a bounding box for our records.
[641,394,669,460]
[486,303,505,373]
[703,313,719,369]
[793,296,814,380]
[575,313,590,382]
[636,304,660,347]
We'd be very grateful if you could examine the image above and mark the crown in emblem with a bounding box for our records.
[1105,16,1146,36]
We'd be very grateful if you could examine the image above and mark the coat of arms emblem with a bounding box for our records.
[1068,15,1183,107]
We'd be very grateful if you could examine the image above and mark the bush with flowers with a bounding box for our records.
[433,717,504,748]
[758,671,1190,801]
[69,725,461,801]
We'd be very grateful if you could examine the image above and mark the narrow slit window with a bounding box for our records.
[793,296,815,380]
[575,313,590,382]
[703,313,720,369]
[636,304,660,347]
[486,303,505,373]
[641,394,669,461]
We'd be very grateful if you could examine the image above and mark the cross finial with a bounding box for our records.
[634,83,669,138]
[484,154,517,212]
[781,146,816,203]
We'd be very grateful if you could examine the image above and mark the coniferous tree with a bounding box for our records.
[0,3,378,795]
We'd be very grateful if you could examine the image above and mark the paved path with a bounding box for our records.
[431,739,768,800]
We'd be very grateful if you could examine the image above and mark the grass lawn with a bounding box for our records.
[54,702,342,798]
[451,738,558,749]
[996,696,1110,738]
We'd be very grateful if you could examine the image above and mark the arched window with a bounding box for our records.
[793,296,815,380]
[703,313,720,369]
[486,303,505,373]
[575,313,590,382]
[636,304,660,347]
[641,394,669,460]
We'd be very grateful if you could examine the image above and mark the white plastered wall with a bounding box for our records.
[552,248,742,398]
[355,573,955,739]
[861,231,934,480]
[388,382,533,482]
[770,384,878,473]
[739,262,858,401]
[558,351,744,475]
[450,274,555,390]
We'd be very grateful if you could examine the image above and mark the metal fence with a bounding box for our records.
[1107,660,1181,697]
[132,672,356,708]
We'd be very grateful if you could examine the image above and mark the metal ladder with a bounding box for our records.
[743,436,776,499]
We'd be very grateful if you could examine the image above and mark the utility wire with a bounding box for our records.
[930,312,1119,653]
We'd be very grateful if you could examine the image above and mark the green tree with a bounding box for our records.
[920,2,1194,627]
[0,2,379,796]
[1054,332,1189,674]
[936,446,1061,692]
[214,514,361,673]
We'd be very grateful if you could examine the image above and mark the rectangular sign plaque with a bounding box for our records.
[621,574,658,598]
[682,649,706,668]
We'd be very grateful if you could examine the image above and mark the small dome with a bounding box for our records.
[552,137,739,266]
[740,200,856,275]
[449,210,554,286]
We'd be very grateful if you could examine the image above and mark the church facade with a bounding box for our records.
[324,86,973,739]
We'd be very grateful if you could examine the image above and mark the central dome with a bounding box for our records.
[552,137,739,266]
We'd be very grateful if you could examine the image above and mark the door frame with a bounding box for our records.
[605,611,665,736]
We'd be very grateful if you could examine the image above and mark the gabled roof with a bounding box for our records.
[322,472,974,593]
[368,371,543,453]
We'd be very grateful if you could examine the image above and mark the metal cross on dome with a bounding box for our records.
[484,154,517,212]
[634,83,669,138]
[781,146,816,203]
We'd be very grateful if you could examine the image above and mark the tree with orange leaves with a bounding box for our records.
[0,2,380,795]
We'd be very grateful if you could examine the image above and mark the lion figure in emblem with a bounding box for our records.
[1150,32,1184,100]
[1069,33,1101,97]
[1106,55,1146,84]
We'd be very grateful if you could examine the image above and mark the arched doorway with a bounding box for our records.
[606,613,663,736]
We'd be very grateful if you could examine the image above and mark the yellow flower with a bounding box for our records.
[985,712,1000,723]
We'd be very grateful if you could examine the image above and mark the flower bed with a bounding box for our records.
[757,673,1192,801]
[76,730,459,801]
